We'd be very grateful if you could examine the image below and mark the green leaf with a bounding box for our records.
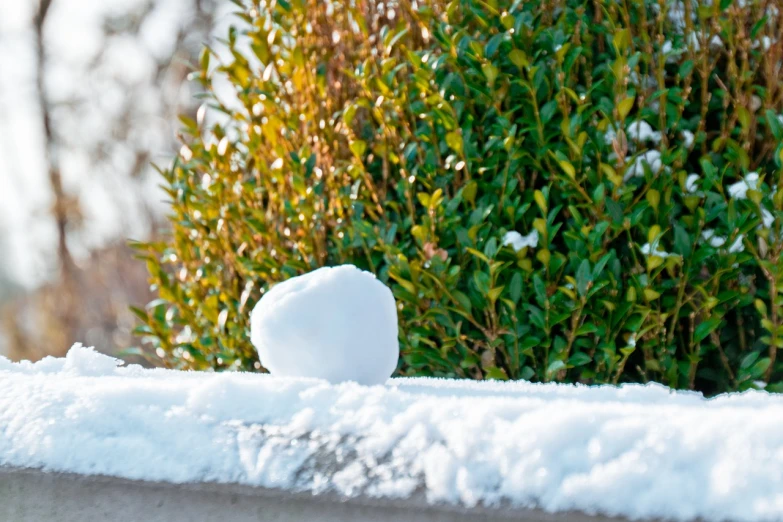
[452,290,472,313]
[740,351,760,370]
[592,253,611,279]
[509,272,523,304]
[576,259,591,297]
[568,352,592,366]
[749,358,771,379]
[546,360,566,376]
[767,110,783,140]
[484,367,508,380]
[694,318,723,345]
[483,237,498,258]
[576,323,599,336]
[533,274,547,303]
[473,271,491,294]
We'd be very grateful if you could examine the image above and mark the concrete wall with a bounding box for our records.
[0,467,621,522]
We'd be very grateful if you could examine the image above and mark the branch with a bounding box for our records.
[34,0,77,279]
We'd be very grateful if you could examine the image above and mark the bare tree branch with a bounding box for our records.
[34,0,76,279]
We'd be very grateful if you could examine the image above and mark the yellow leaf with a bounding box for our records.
[350,140,367,157]
[463,181,477,204]
[509,49,528,68]
[648,225,662,245]
[617,96,635,120]
[613,29,631,53]
[430,188,443,208]
[501,13,515,29]
[533,218,547,238]
[411,225,427,241]
[534,190,547,214]
[559,286,576,300]
[647,255,664,271]
[646,189,660,211]
[558,160,576,179]
[482,64,499,86]
[445,131,462,153]
[488,286,505,302]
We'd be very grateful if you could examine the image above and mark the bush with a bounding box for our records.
[134,0,783,394]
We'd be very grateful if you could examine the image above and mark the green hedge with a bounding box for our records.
[133,0,783,394]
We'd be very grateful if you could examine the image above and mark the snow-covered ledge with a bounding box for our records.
[2,346,783,522]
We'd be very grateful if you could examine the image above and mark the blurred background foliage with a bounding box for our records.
[135,0,783,394]
[0,0,223,361]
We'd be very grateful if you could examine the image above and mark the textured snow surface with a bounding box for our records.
[502,230,540,252]
[3,345,783,522]
[250,265,399,385]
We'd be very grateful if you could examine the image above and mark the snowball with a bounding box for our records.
[250,265,399,385]
[502,230,539,252]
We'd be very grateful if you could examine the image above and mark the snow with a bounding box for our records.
[688,33,724,52]
[640,242,675,258]
[250,265,399,386]
[682,130,695,149]
[624,150,663,180]
[700,230,744,253]
[754,37,773,51]
[3,345,783,522]
[502,230,539,252]
[702,229,727,248]
[728,235,745,254]
[685,173,700,193]
[661,40,685,63]
[728,173,760,200]
[627,121,661,143]
[762,209,775,230]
